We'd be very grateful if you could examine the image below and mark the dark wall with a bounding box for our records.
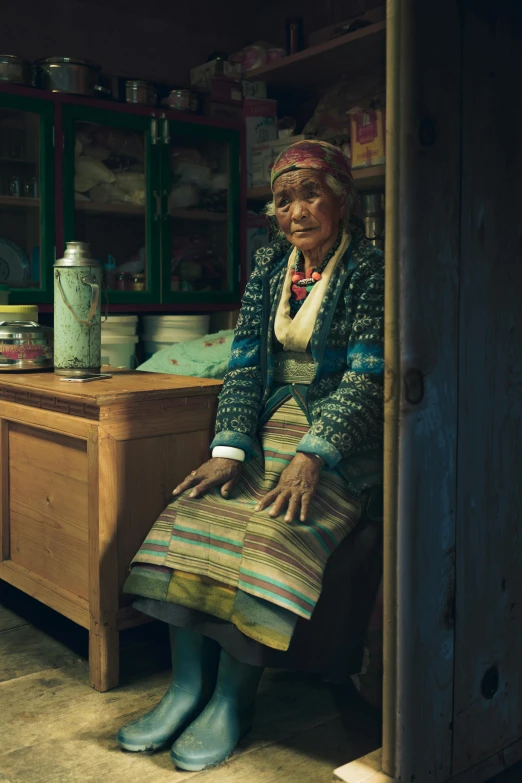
[0,0,380,85]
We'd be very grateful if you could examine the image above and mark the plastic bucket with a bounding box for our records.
[101,334,139,369]
[102,315,138,337]
[141,327,200,342]
[141,314,209,343]
[142,314,209,328]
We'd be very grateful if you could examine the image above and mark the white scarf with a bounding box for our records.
[274,231,351,353]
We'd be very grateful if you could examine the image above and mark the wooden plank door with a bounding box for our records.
[383,0,462,781]
[452,2,522,774]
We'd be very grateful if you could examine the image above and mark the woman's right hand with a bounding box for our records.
[172,458,242,500]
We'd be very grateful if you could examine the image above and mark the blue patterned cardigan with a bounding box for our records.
[210,226,384,494]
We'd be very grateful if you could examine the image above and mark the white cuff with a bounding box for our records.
[212,446,246,462]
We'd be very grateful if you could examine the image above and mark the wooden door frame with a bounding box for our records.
[337,1,522,782]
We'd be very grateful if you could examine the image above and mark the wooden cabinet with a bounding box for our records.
[0,85,243,311]
[0,371,221,691]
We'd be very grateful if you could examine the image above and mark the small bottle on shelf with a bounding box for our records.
[104,254,117,289]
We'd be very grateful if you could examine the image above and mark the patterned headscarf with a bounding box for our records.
[270,139,356,211]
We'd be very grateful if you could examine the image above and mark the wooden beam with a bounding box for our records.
[88,427,120,692]
[452,2,522,774]
[387,0,462,780]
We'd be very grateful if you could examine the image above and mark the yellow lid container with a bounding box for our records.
[0,305,38,322]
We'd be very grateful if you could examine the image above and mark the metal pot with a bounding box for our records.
[0,55,33,86]
[125,79,157,106]
[34,57,109,97]
[163,89,199,113]
[0,320,53,371]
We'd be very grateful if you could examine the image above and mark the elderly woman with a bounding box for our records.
[118,140,384,771]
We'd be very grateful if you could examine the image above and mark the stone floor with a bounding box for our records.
[0,581,380,783]
[1,581,520,783]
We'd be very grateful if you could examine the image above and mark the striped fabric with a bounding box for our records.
[128,391,361,622]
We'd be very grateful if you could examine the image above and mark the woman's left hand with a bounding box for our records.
[255,453,322,523]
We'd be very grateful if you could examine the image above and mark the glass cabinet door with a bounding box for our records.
[62,105,159,304]
[160,119,240,304]
[0,94,54,303]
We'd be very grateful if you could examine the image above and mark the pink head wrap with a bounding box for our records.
[270,139,356,211]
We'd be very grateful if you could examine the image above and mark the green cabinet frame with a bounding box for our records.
[62,104,160,305]
[0,88,243,308]
[0,93,55,305]
[62,107,241,306]
[159,118,241,305]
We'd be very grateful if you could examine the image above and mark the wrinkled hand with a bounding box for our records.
[173,458,242,500]
[255,453,322,523]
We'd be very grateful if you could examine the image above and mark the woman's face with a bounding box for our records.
[273,169,346,253]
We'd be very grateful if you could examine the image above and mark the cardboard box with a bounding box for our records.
[251,142,273,187]
[203,100,243,121]
[242,81,267,99]
[350,109,386,168]
[246,212,270,278]
[190,59,243,92]
[210,77,243,106]
[244,98,278,187]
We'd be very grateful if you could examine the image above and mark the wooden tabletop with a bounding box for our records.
[0,370,222,406]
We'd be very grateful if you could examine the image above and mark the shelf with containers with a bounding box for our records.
[243,15,387,253]
[0,92,55,304]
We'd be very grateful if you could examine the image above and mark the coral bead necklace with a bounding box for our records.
[290,231,343,304]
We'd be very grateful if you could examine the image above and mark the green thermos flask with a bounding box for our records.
[53,241,102,376]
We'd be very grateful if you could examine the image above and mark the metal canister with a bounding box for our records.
[53,242,102,376]
[360,190,385,250]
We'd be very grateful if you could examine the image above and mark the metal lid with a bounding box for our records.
[0,305,37,312]
[0,55,27,63]
[126,79,151,88]
[54,241,100,268]
[35,56,101,71]
[0,320,51,338]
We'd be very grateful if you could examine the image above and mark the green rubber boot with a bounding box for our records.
[117,627,220,752]
[170,650,263,771]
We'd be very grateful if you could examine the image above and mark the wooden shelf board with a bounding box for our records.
[245,20,386,89]
[247,186,272,201]
[75,201,144,215]
[0,195,40,208]
[352,164,386,189]
[74,202,228,221]
[170,209,228,222]
[0,158,38,165]
[247,165,386,201]
[38,301,240,313]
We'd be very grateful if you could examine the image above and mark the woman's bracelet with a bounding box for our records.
[311,453,326,468]
[212,446,246,462]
